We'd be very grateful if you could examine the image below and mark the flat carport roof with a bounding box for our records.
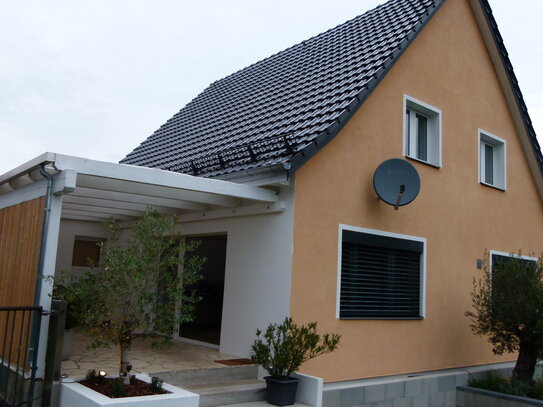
[0,152,283,222]
[0,152,285,378]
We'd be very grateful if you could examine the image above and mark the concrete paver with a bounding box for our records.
[61,331,236,379]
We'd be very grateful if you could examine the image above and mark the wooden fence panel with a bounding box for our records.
[0,197,45,307]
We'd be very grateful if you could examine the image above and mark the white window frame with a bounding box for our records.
[403,95,442,168]
[489,250,537,278]
[478,130,506,190]
[336,224,427,319]
[489,250,538,267]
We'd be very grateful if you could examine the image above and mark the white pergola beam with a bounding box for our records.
[179,202,285,223]
[76,174,241,208]
[61,213,112,222]
[54,154,279,203]
[62,203,144,217]
[62,208,135,221]
[70,187,208,212]
[62,195,181,215]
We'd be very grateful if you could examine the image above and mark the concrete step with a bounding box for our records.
[153,364,259,387]
[188,380,266,407]
[152,364,265,407]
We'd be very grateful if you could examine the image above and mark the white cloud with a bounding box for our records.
[0,0,541,174]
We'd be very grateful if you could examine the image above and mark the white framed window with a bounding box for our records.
[490,250,537,286]
[336,225,426,320]
[479,130,506,190]
[403,95,442,167]
[490,251,537,267]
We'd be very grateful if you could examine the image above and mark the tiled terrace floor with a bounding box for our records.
[61,332,236,379]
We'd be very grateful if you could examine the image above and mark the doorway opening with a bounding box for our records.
[179,235,227,346]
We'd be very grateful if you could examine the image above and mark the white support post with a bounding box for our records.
[35,193,64,379]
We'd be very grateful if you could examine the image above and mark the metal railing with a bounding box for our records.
[0,306,42,407]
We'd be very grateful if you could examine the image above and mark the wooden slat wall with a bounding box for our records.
[0,308,35,371]
[0,197,45,307]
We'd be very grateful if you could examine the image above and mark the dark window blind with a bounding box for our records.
[340,241,421,319]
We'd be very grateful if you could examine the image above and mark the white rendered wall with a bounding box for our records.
[178,181,295,357]
[54,181,295,358]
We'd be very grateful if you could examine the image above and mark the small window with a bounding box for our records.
[404,95,442,167]
[490,251,538,294]
[491,252,537,273]
[72,237,104,267]
[479,130,506,190]
[338,226,426,319]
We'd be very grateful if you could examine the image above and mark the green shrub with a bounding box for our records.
[529,379,543,400]
[108,378,125,398]
[149,376,164,392]
[85,369,103,384]
[251,317,340,380]
[466,252,543,384]
[469,370,543,400]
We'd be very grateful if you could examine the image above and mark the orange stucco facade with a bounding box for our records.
[290,0,543,382]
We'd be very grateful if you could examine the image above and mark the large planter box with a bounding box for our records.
[60,373,199,407]
[457,385,543,406]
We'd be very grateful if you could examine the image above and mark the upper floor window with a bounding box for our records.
[479,130,506,190]
[404,95,442,167]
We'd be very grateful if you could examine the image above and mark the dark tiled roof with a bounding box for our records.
[121,0,543,182]
[479,0,543,178]
[121,0,445,177]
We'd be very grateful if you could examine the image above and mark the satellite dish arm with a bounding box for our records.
[394,184,406,210]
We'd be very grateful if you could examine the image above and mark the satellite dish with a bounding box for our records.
[373,159,420,210]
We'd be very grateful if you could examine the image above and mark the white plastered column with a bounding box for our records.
[34,192,63,378]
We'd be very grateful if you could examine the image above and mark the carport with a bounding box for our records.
[0,152,284,378]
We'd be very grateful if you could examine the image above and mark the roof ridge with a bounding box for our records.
[205,0,396,90]
[477,0,543,177]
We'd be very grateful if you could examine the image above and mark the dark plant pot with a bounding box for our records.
[264,376,299,406]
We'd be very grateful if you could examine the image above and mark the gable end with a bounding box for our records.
[468,0,543,201]
[288,0,445,174]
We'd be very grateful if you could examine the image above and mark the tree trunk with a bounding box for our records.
[513,341,538,384]
[119,341,131,385]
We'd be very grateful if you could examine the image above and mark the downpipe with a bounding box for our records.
[34,164,54,306]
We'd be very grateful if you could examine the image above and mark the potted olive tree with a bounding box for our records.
[251,318,340,406]
[466,252,543,388]
[55,209,204,387]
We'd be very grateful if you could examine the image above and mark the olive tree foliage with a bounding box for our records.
[466,252,543,384]
[56,210,203,383]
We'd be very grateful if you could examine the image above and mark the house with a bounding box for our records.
[0,0,542,403]
[120,0,543,381]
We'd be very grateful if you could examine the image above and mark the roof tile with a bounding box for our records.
[122,0,443,175]
[122,0,542,181]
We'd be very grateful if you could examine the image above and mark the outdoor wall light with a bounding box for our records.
[99,370,107,377]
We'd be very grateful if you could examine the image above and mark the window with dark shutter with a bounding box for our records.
[339,229,424,319]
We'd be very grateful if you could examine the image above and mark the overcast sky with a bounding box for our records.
[0,0,542,175]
